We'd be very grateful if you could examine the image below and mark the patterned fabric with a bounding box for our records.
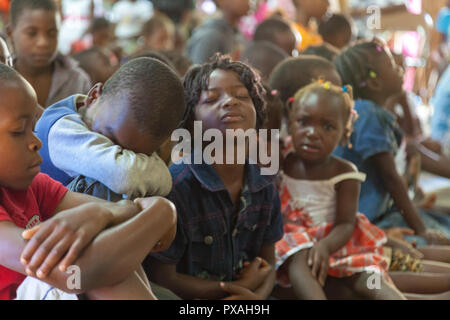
[149,152,283,282]
[275,141,390,287]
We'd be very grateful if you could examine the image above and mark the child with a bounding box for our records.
[140,12,175,52]
[186,0,250,65]
[70,17,114,55]
[318,13,353,50]
[35,57,185,201]
[7,0,92,107]
[253,17,297,56]
[274,80,405,300]
[145,55,284,300]
[0,63,177,300]
[303,43,340,62]
[240,41,288,82]
[72,46,117,85]
[333,40,450,246]
[290,0,329,51]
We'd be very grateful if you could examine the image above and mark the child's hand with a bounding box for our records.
[419,229,450,245]
[20,203,111,279]
[308,243,330,287]
[234,257,272,291]
[219,282,261,300]
[150,222,177,253]
[387,236,423,259]
[133,197,177,252]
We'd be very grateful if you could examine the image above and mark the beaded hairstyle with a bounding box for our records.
[333,38,389,100]
[290,80,357,147]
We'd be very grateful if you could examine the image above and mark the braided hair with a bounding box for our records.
[333,40,386,100]
[182,54,266,132]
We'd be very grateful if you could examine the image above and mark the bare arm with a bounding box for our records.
[0,195,176,294]
[371,152,426,235]
[147,258,228,300]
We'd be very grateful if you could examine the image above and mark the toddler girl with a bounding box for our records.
[275,80,405,299]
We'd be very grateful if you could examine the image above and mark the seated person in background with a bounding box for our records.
[7,0,91,107]
[186,0,250,64]
[72,46,117,85]
[140,12,176,52]
[318,13,353,50]
[34,57,185,201]
[303,43,340,62]
[240,41,288,82]
[253,17,297,56]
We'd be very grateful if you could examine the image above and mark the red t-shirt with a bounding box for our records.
[0,173,68,300]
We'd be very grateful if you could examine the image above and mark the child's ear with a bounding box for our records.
[85,83,103,107]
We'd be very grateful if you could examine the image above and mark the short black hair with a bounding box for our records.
[334,41,384,100]
[0,62,21,82]
[128,50,175,70]
[253,17,293,45]
[88,17,110,34]
[269,55,336,104]
[318,14,352,43]
[240,41,288,81]
[10,0,57,27]
[159,50,193,77]
[263,83,283,132]
[302,43,340,62]
[182,54,266,131]
[102,57,186,140]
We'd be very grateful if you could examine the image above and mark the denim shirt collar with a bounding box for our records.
[186,151,276,193]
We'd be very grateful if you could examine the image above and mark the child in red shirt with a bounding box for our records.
[0,63,177,300]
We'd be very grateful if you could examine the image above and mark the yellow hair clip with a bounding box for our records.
[323,82,331,90]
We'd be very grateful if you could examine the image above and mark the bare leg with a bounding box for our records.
[86,266,156,300]
[323,276,363,300]
[421,260,450,274]
[287,250,327,300]
[389,271,450,294]
[418,246,450,263]
[404,291,450,300]
[343,272,406,300]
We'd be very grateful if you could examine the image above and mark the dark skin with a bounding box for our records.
[215,0,250,25]
[8,8,60,107]
[293,0,329,26]
[362,45,450,245]
[0,78,177,300]
[281,90,405,299]
[149,69,276,300]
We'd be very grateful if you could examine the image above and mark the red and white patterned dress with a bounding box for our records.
[275,169,391,287]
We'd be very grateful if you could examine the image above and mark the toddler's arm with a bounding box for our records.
[48,115,172,196]
[371,152,426,234]
[0,193,176,294]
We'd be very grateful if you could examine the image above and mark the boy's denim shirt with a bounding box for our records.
[149,154,284,281]
[333,99,403,222]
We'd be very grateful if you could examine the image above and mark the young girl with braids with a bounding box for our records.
[333,40,450,249]
[274,80,405,300]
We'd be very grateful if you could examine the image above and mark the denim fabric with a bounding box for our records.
[149,154,283,281]
[374,207,450,246]
[67,175,124,202]
[333,99,403,222]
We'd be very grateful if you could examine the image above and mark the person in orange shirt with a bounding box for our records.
[291,0,329,51]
